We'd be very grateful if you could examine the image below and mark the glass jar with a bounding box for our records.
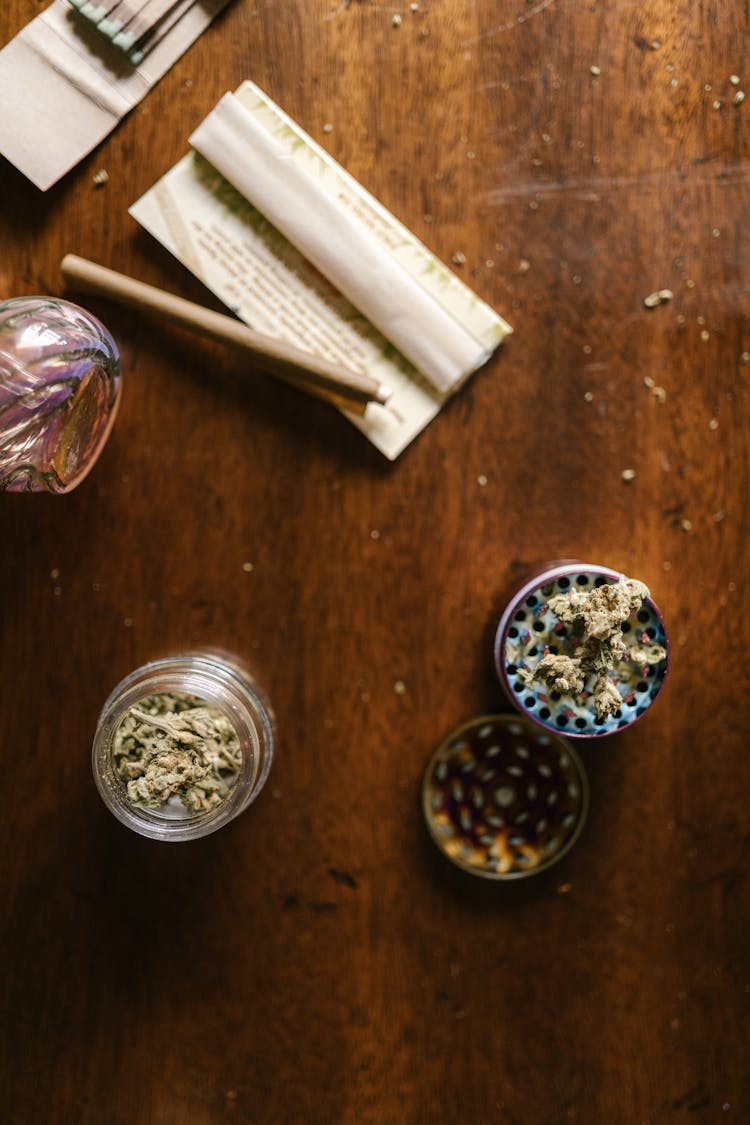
[92,653,275,841]
[0,296,121,493]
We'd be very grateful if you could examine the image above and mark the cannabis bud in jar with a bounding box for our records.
[113,693,243,812]
[92,654,275,840]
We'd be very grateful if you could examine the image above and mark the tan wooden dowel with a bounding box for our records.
[60,255,390,412]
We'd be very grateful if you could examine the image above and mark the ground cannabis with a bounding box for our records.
[113,692,242,812]
[520,578,667,719]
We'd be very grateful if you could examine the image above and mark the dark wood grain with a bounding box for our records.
[1,2,748,1122]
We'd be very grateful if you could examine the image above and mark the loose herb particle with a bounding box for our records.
[643,288,674,308]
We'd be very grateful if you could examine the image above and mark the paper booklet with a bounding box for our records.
[0,0,231,191]
[130,81,512,459]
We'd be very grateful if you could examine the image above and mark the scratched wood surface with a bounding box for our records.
[1,1,748,1122]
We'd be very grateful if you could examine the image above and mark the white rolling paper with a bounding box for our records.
[130,81,512,458]
[190,92,492,397]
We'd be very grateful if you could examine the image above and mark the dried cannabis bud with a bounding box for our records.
[520,577,667,719]
[529,653,586,696]
[113,692,242,812]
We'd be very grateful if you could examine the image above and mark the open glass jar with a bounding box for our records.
[0,297,121,493]
[92,653,275,841]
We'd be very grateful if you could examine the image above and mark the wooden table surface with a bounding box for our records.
[1,2,748,1122]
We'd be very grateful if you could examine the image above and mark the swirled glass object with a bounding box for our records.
[0,297,121,493]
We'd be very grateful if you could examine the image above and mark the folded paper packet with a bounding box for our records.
[130,81,512,457]
[0,0,230,190]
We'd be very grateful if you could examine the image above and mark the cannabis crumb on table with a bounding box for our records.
[643,289,673,309]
